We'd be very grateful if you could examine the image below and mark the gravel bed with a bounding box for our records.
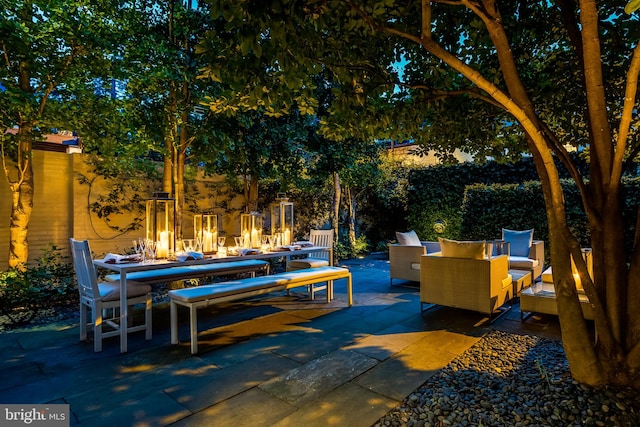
[374,330,640,427]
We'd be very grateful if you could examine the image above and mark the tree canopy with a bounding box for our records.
[202,0,640,387]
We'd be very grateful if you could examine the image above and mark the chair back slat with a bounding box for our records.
[70,238,100,299]
[309,229,334,260]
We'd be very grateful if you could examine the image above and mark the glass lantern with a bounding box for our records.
[270,195,294,245]
[194,213,217,253]
[241,212,263,248]
[145,192,175,258]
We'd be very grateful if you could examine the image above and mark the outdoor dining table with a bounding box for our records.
[93,245,331,353]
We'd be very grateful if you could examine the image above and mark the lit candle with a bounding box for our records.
[158,231,169,258]
[283,228,291,245]
[243,231,250,248]
[203,231,214,252]
[251,228,259,248]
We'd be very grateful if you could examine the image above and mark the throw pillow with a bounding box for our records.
[502,228,534,257]
[438,237,486,260]
[396,230,422,246]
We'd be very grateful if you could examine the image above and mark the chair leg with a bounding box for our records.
[79,302,88,341]
[93,302,103,353]
[145,297,152,340]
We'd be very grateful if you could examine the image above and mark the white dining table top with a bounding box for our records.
[93,245,330,272]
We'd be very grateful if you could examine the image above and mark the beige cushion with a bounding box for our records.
[509,256,539,270]
[289,258,330,269]
[438,238,486,260]
[396,230,422,246]
[98,281,151,302]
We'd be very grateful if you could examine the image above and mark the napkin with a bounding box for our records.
[176,251,205,262]
[236,248,262,256]
[103,253,142,264]
[273,245,301,252]
[293,241,314,248]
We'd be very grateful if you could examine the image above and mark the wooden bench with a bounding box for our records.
[169,266,353,353]
[104,259,270,285]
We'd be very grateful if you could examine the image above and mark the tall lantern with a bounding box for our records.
[194,213,217,253]
[241,212,263,248]
[145,192,175,258]
[270,195,294,245]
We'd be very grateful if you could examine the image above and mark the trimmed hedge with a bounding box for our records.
[406,159,640,265]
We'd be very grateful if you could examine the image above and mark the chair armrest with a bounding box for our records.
[389,244,426,263]
[529,240,545,264]
[389,244,427,283]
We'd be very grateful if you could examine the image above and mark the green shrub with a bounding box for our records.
[0,245,77,325]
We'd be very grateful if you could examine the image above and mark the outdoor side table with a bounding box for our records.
[509,269,532,300]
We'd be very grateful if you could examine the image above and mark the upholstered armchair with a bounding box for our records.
[500,229,545,282]
[389,230,440,285]
[420,238,513,316]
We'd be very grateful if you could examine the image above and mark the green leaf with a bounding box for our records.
[625,0,640,14]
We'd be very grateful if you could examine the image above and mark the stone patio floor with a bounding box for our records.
[0,256,563,426]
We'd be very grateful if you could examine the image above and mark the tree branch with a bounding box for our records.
[612,43,640,184]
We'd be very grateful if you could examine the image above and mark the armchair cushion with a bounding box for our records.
[508,256,539,271]
[438,237,486,260]
[396,230,422,246]
[502,228,534,257]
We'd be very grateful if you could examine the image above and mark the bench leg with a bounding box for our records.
[189,305,198,354]
[170,301,178,345]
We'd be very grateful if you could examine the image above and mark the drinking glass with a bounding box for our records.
[234,236,243,248]
[146,240,157,262]
[133,240,142,257]
[137,238,146,263]
[183,239,194,252]
[217,236,227,257]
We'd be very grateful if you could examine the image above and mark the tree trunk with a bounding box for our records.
[407,0,624,385]
[248,177,259,212]
[7,39,36,269]
[346,185,356,257]
[7,127,34,269]
[331,171,341,244]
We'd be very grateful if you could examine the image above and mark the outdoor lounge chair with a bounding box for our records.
[420,238,513,317]
[500,228,545,283]
[389,230,440,285]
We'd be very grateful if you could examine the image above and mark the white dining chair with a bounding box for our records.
[70,238,152,352]
[288,229,334,300]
